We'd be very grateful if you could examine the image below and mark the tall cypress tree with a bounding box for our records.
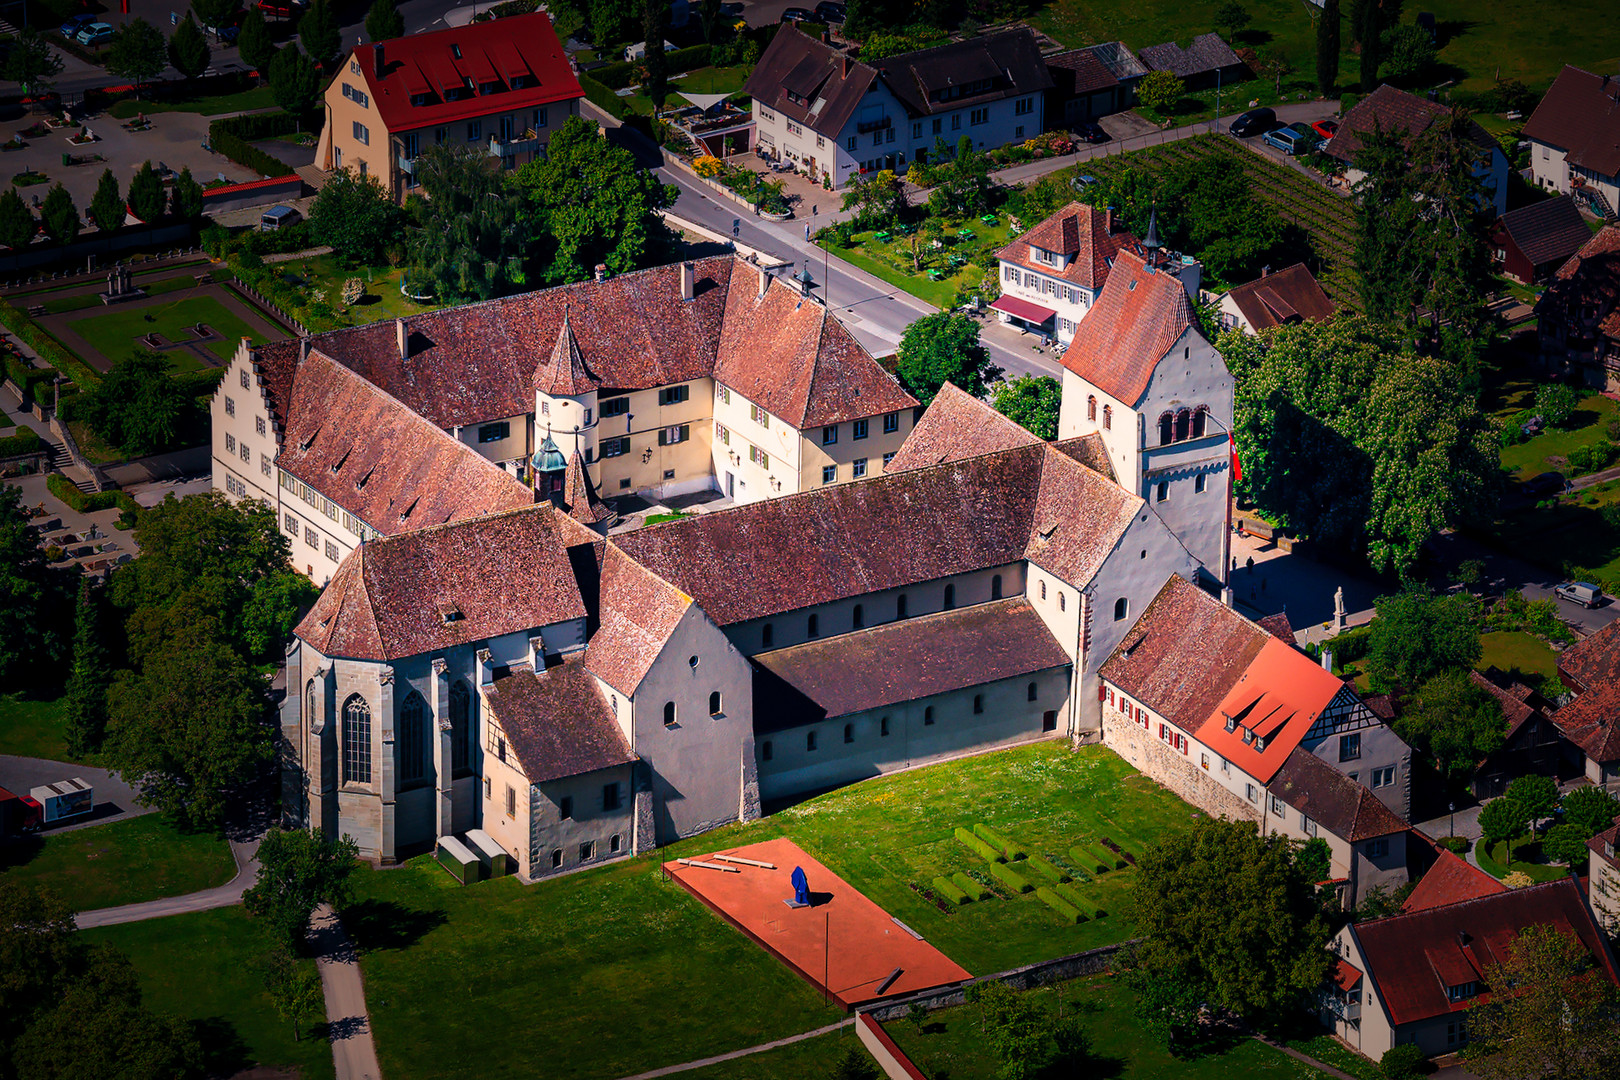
[64,576,111,757]
[1359,0,1382,92]
[1317,0,1341,96]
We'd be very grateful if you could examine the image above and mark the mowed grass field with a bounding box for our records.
[0,813,235,910]
[0,694,74,761]
[66,294,264,369]
[345,743,1203,1079]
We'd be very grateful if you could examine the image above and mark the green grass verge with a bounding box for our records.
[890,973,1337,1078]
[66,295,263,368]
[1282,1034,1382,1080]
[1478,631,1559,686]
[0,813,235,910]
[0,694,75,761]
[81,906,335,1080]
[1477,838,1570,883]
[41,274,203,315]
[1499,393,1617,480]
[678,1026,867,1079]
[106,86,277,118]
[821,240,962,308]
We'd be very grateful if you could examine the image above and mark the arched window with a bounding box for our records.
[1114,597,1129,621]
[449,680,471,774]
[1175,408,1190,442]
[1102,405,1112,430]
[807,730,818,751]
[991,574,1002,600]
[808,612,819,638]
[342,695,372,784]
[1159,412,1174,446]
[305,679,317,728]
[762,622,774,647]
[1040,579,1047,600]
[1028,682,1038,702]
[400,691,425,782]
[973,694,984,714]
[709,691,722,715]
[1087,395,1097,421]
[853,604,865,629]
[1192,406,1208,439]
[843,723,854,744]
[1059,591,1066,612]
[762,740,773,761]
[943,583,955,610]
[664,701,677,727]
[896,594,908,620]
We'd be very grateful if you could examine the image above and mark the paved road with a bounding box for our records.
[0,754,154,833]
[74,833,262,928]
[312,903,383,1080]
[1425,531,1620,636]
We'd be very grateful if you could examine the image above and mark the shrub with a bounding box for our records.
[989,861,1032,894]
[952,872,991,900]
[1438,836,1470,854]
[45,473,140,516]
[1070,846,1109,875]
[207,117,295,178]
[0,300,99,388]
[43,544,64,562]
[974,823,1026,860]
[1056,884,1102,919]
[1026,854,1070,883]
[1566,440,1620,475]
[1379,1042,1426,1079]
[1329,624,1374,663]
[0,425,42,457]
[931,876,970,905]
[1035,886,1085,923]
[955,826,1004,863]
[578,74,627,120]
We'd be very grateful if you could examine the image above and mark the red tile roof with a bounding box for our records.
[1537,225,1620,349]
[585,544,692,695]
[1223,263,1336,331]
[1552,616,1620,764]
[1332,956,1363,992]
[350,13,582,134]
[559,451,614,526]
[295,505,595,661]
[276,350,533,536]
[1493,196,1594,271]
[482,655,635,782]
[1049,433,1115,481]
[1270,748,1409,842]
[1100,574,1270,734]
[534,312,599,396]
[1193,637,1346,785]
[1589,819,1620,870]
[1323,84,1498,164]
[1355,878,1620,1027]
[1060,249,1194,406]
[886,382,1039,474]
[996,202,1140,292]
[1401,849,1507,913]
[1522,66,1620,178]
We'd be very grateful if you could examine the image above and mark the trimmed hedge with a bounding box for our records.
[989,861,1032,894]
[3,352,53,401]
[1036,886,1085,924]
[974,823,1026,861]
[954,826,1004,863]
[952,872,991,901]
[0,301,99,388]
[592,44,713,90]
[46,472,140,516]
[1070,846,1109,875]
[207,117,295,178]
[174,368,226,400]
[579,75,628,121]
[1056,883,1104,920]
[931,876,970,905]
[1026,854,1071,884]
[0,425,41,457]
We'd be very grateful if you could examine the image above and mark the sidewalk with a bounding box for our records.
[311,903,383,1080]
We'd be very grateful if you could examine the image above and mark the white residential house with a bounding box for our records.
[991,202,1140,342]
[1522,65,1620,220]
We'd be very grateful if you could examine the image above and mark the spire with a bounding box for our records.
[534,309,598,396]
[559,451,615,529]
[1142,205,1162,255]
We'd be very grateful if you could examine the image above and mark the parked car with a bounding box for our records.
[1312,118,1340,141]
[1229,108,1277,138]
[59,13,96,38]
[815,1,846,21]
[1556,581,1602,608]
[261,205,303,231]
[1263,123,1321,155]
[75,22,114,46]
[1075,121,1109,144]
[1070,174,1099,190]
[781,7,824,23]
[1523,471,1567,497]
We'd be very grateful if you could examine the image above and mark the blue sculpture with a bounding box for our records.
[788,866,810,908]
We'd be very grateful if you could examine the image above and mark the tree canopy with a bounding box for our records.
[244,828,360,949]
[1365,589,1482,692]
[1315,0,1341,95]
[76,348,190,456]
[64,577,111,757]
[1137,70,1185,117]
[171,167,205,220]
[310,167,400,267]
[0,485,74,692]
[269,45,321,115]
[128,161,166,223]
[409,144,530,303]
[106,19,169,90]
[1393,668,1504,781]
[90,169,124,233]
[298,0,341,68]
[896,312,1003,405]
[237,8,277,74]
[0,188,36,251]
[3,28,65,97]
[365,0,405,42]
[991,375,1062,441]
[1561,784,1620,838]
[168,14,212,80]
[40,182,79,244]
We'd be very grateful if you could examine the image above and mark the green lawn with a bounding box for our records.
[82,906,335,1080]
[889,974,1338,1079]
[821,215,1010,309]
[679,1028,863,1079]
[0,694,75,761]
[66,294,264,369]
[1478,631,1559,688]
[41,274,204,315]
[0,813,235,910]
[823,239,962,308]
[106,85,278,118]
[239,257,445,333]
[1499,392,1617,480]
[346,743,1203,1078]
[1282,1033,1383,1080]
[1477,838,1570,883]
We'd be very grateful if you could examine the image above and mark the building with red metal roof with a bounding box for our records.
[315,12,583,202]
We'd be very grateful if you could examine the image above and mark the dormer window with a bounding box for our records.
[1242,728,1254,744]
[437,602,462,624]
[1447,982,1478,1002]
[451,44,462,59]
[1223,713,1236,733]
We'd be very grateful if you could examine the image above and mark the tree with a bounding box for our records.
[1131,817,1331,1028]
[641,0,671,109]
[1536,382,1579,428]
[926,136,994,218]
[105,612,274,828]
[4,28,65,98]
[895,312,1003,405]
[365,0,404,42]
[1464,924,1620,1080]
[513,116,679,287]
[77,349,189,455]
[990,375,1061,441]
[192,0,243,32]
[1393,670,1504,781]
[237,8,277,75]
[1297,836,1332,885]
[1453,558,1486,591]
[244,828,359,950]
[830,1044,879,1080]
[1316,0,1341,95]
[1379,1044,1426,1080]
[1505,773,1559,830]
[1542,823,1591,867]
[840,168,906,227]
[969,979,1051,1080]
[0,881,80,1059]
[106,19,169,92]
[591,0,634,47]
[1215,2,1250,41]
[90,169,125,233]
[1478,796,1531,865]
[263,947,324,1040]
[269,44,322,115]
[40,182,80,244]
[298,0,341,68]
[0,188,36,250]
[1137,70,1184,119]
[1359,0,1381,90]
[127,160,166,222]
[241,570,321,660]
[1561,784,1620,838]
[0,487,73,695]
[411,145,531,302]
[64,578,112,757]
[697,0,726,44]
[1380,23,1436,83]
[1258,48,1294,97]
[171,167,205,220]
[1365,589,1481,692]
[168,14,212,80]
[310,167,399,266]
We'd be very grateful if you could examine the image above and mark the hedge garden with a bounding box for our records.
[932,821,1133,925]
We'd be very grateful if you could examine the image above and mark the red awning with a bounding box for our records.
[990,294,1057,324]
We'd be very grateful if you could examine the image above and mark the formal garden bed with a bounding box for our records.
[1477,778,1619,885]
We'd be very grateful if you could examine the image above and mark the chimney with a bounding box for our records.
[1104,206,1113,235]
[298,336,310,363]
[373,41,384,69]
[842,55,853,79]
[680,261,695,301]
[593,263,608,283]
[395,317,407,359]
[756,263,769,299]
[1321,647,1334,672]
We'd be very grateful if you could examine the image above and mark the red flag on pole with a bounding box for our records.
[1229,432,1242,484]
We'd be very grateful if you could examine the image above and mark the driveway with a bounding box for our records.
[0,754,154,833]
[1424,531,1620,636]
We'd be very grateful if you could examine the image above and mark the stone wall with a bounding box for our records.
[1100,700,1258,825]
[861,940,1137,1021]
